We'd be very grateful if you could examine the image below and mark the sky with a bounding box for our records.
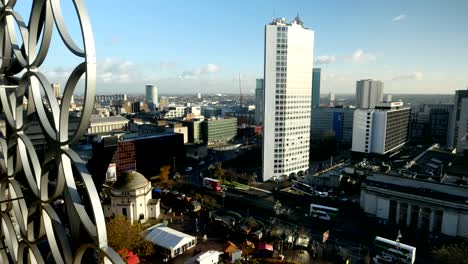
[15,0,468,95]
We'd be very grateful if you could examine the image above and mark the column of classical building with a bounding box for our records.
[396,201,401,224]
[429,210,436,232]
[406,204,412,226]
[417,207,424,229]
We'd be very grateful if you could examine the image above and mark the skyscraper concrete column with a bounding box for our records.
[145,84,159,111]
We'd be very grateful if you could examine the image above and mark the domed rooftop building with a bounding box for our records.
[103,171,160,223]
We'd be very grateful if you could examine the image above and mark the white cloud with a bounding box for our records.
[350,49,376,63]
[392,72,423,81]
[97,57,143,84]
[392,14,406,22]
[180,64,221,79]
[315,55,336,65]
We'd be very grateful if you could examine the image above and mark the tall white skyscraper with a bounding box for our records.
[145,84,159,111]
[262,16,314,182]
[355,79,383,109]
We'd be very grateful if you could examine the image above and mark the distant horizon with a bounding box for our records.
[90,92,458,96]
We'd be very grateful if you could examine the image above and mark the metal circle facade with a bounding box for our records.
[0,1,122,263]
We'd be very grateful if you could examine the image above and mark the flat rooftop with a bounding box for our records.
[364,174,468,205]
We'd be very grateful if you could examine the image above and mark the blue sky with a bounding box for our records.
[18,0,468,94]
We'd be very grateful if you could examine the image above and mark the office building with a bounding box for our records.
[361,174,468,238]
[182,120,204,144]
[197,92,202,99]
[352,102,410,155]
[450,89,468,152]
[91,133,185,177]
[145,84,159,111]
[312,68,321,108]
[263,16,314,181]
[87,116,129,135]
[355,79,384,109]
[202,118,237,145]
[310,107,355,148]
[201,106,222,118]
[225,108,255,126]
[52,83,61,98]
[410,104,454,146]
[131,101,141,113]
[163,106,186,119]
[187,106,201,117]
[328,92,335,107]
[255,78,264,125]
[95,94,127,105]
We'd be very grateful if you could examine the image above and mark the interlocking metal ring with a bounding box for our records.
[0,1,123,263]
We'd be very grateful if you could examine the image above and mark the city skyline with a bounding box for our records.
[19,0,468,95]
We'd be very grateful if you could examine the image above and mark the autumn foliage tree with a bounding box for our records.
[157,165,176,189]
[159,165,171,182]
[432,242,468,263]
[213,162,226,181]
[107,216,154,257]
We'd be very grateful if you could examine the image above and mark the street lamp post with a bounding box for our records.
[222,191,226,208]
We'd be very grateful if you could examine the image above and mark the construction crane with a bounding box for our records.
[239,73,243,108]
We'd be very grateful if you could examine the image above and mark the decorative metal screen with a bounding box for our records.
[0,1,122,263]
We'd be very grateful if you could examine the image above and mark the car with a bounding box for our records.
[185,167,193,172]
[199,161,205,165]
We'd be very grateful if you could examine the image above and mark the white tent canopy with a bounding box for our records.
[145,225,196,250]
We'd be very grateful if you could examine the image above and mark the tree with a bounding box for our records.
[193,193,203,201]
[202,194,218,209]
[432,242,468,264]
[107,216,154,257]
[213,162,226,180]
[160,165,171,182]
[244,217,258,229]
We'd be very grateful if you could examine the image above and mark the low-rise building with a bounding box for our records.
[144,224,197,258]
[87,116,129,135]
[360,173,468,238]
[163,106,187,119]
[103,170,160,223]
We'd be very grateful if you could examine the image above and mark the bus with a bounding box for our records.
[203,177,222,192]
[310,204,339,221]
[291,180,313,195]
[373,236,416,264]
